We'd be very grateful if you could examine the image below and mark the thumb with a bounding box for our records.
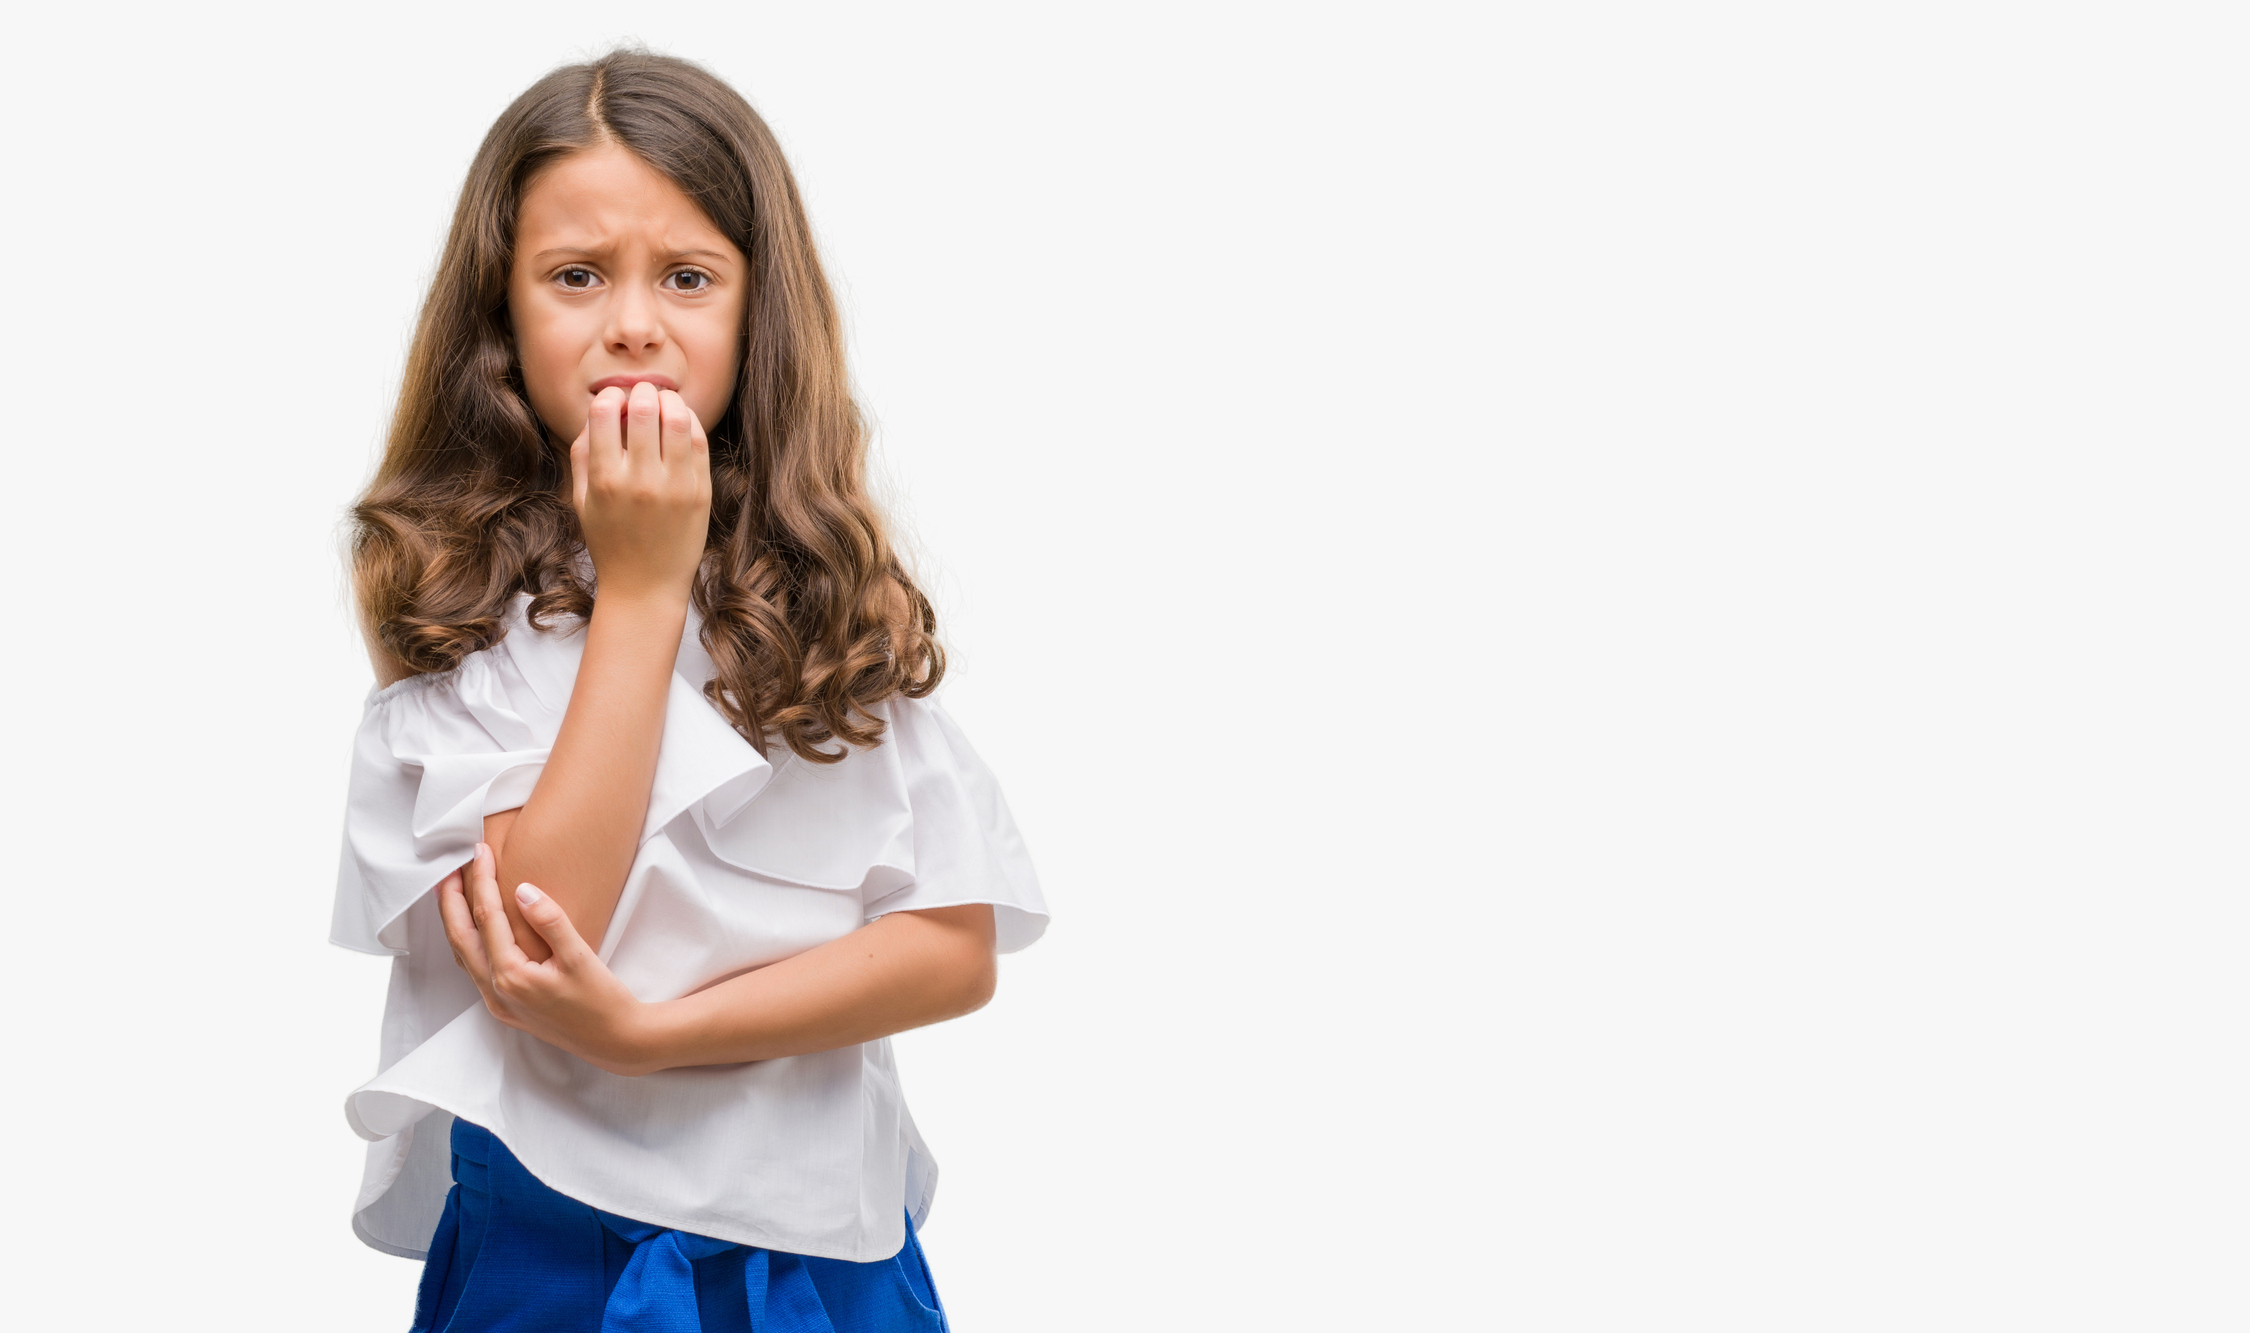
[513,882,596,966]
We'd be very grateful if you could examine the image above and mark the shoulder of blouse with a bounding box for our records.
[359,594,548,712]
[365,665,451,709]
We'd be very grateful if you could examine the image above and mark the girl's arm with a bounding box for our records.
[372,383,710,962]
[439,842,997,1075]
[487,578,688,963]
[638,901,997,1069]
[495,384,709,962]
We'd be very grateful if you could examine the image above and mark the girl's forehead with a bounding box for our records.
[518,144,737,258]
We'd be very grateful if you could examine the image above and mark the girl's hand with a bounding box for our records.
[439,842,668,1077]
[569,381,711,602]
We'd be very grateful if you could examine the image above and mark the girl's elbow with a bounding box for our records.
[900,903,998,1018]
[957,950,998,1016]
[933,935,997,1021]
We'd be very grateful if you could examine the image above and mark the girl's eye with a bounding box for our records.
[558,267,597,290]
[668,270,712,293]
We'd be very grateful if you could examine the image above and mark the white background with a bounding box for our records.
[1,2,2243,1328]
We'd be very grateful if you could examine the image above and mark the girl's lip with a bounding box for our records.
[588,374,680,394]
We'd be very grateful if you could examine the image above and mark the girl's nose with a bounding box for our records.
[603,283,664,354]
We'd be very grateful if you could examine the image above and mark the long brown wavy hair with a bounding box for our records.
[352,50,941,762]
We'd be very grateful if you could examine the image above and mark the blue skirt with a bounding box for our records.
[413,1120,950,1333]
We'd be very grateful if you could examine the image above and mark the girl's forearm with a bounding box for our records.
[630,904,998,1071]
[494,590,686,959]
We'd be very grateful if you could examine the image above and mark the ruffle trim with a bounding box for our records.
[334,593,1048,957]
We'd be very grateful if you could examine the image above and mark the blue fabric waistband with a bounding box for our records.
[412,1119,946,1333]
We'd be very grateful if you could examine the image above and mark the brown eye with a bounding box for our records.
[668,270,711,292]
[558,267,596,289]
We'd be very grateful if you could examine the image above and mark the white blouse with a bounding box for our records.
[331,592,1048,1263]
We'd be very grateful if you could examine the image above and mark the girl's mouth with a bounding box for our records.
[588,374,680,395]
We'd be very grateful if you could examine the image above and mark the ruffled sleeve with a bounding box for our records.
[862,695,1050,954]
[331,594,776,958]
[330,662,552,956]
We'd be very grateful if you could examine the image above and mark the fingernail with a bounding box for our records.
[516,884,542,905]
[476,841,490,859]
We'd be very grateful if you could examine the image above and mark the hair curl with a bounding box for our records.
[351,50,941,762]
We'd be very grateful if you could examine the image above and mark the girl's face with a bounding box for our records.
[509,142,748,449]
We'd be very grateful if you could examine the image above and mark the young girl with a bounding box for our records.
[331,50,1047,1332]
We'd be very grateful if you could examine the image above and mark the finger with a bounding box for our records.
[569,422,591,512]
[435,868,493,985]
[625,381,663,473]
[466,841,529,977]
[658,389,692,465]
[684,403,712,497]
[588,386,626,486]
[512,882,600,972]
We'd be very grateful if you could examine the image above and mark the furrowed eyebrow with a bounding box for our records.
[528,247,736,265]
